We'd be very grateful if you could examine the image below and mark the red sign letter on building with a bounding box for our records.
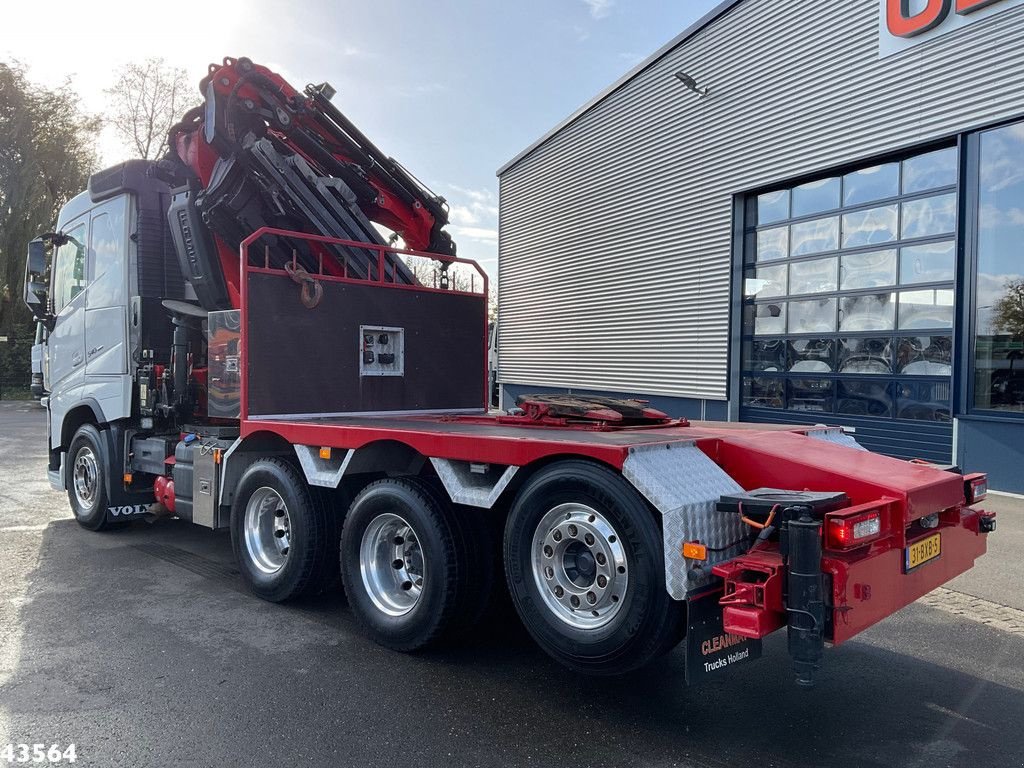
[956,0,1003,13]
[886,0,952,36]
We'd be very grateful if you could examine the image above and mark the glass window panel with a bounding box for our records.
[51,223,87,312]
[895,336,952,376]
[744,302,787,336]
[87,201,128,308]
[792,177,840,217]
[791,217,839,256]
[743,339,787,372]
[901,193,956,239]
[788,297,836,333]
[837,380,893,418]
[842,205,898,248]
[898,289,954,329]
[839,292,896,331]
[841,249,897,289]
[903,147,957,194]
[896,380,952,421]
[838,337,892,375]
[843,163,899,206]
[788,257,837,295]
[788,378,834,412]
[973,122,1024,412]
[743,377,785,409]
[757,190,789,225]
[744,264,787,299]
[900,241,955,285]
[788,338,834,373]
[756,226,788,261]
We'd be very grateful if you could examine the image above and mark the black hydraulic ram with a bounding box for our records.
[785,507,825,687]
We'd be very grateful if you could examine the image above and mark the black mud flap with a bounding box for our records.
[684,591,763,686]
[104,502,152,523]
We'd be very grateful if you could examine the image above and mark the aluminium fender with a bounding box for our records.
[621,441,745,599]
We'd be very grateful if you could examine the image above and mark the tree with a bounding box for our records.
[0,60,100,342]
[106,58,199,160]
[993,279,1024,338]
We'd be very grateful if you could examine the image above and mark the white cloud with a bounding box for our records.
[449,225,498,243]
[443,184,499,246]
[448,204,480,227]
[582,0,614,19]
[393,81,448,98]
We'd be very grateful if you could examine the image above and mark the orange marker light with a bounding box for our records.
[682,541,708,561]
[123,473,133,485]
[319,447,332,460]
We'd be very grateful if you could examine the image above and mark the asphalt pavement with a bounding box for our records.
[1,400,1022,768]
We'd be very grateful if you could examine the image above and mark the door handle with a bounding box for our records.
[72,352,83,367]
[88,345,104,358]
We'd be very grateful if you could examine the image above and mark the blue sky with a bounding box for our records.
[4,0,722,278]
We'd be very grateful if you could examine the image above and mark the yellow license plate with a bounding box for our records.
[905,533,941,572]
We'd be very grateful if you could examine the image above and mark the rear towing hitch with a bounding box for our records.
[785,507,825,688]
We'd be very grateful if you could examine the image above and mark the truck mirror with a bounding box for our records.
[27,238,46,274]
[23,238,52,323]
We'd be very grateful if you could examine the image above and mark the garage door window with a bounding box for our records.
[741,146,957,421]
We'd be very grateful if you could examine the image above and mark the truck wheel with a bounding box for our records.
[67,424,113,531]
[503,460,683,676]
[231,458,331,603]
[340,477,475,652]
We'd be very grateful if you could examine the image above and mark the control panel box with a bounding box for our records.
[359,325,405,377]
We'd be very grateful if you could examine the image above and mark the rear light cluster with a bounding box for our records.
[826,509,883,550]
[965,474,988,505]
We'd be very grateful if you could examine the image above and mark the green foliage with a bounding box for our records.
[0,60,99,336]
[0,314,35,397]
[993,279,1024,338]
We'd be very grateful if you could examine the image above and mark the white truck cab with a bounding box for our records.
[23,161,184,509]
[46,191,133,456]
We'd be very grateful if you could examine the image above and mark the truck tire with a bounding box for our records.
[67,424,114,531]
[230,458,332,603]
[340,477,480,652]
[503,460,684,675]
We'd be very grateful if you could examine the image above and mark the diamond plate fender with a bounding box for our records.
[621,441,744,599]
[429,458,519,508]
[293,444,355,488]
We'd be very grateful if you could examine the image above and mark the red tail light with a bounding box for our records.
[964,473,987,505]
[826,509,882,550]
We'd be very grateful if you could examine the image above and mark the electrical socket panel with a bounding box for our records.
[359,325,405,377]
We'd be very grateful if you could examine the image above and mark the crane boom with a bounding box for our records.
[162,56,454,310]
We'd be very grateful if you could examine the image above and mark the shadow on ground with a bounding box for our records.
[2,517,1022,768]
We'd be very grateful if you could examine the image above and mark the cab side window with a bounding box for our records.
[87,198,127,307]
[51,223,88,312]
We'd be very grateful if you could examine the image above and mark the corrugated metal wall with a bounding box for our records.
[497,0,1024,401]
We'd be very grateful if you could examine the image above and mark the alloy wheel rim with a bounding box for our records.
[531,502,629,630]
[359,512,425,617]
[244,487,291,575]
[73,446,99,510]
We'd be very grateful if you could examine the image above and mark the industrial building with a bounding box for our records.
[496,0,1024,492]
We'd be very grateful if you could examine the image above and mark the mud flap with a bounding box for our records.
[97,423,155,521]
[685,591,763,685]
